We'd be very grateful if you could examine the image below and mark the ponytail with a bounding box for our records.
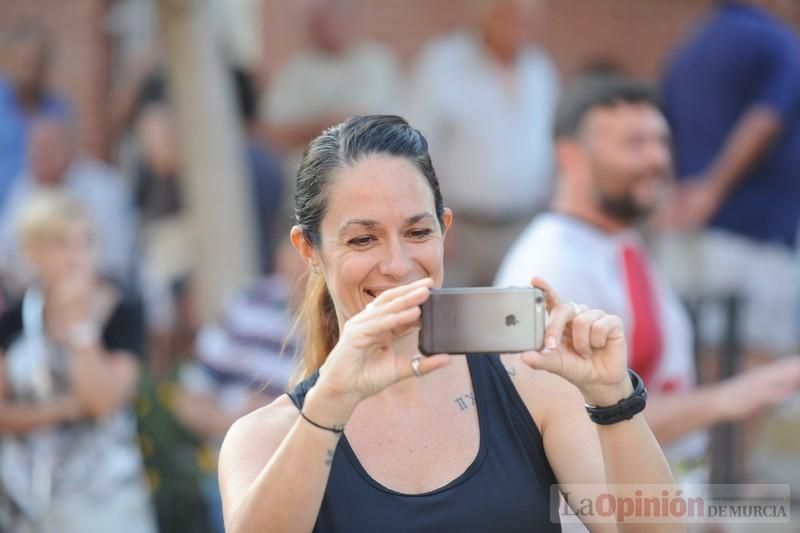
[294,272,339,379]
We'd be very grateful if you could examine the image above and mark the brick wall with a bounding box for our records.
[260,0,722,82]
[2,0,799,157]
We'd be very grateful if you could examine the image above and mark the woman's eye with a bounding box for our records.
[408,228,433,239]
[348,236,376,247]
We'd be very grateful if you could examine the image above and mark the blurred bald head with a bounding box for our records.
[305,0,351,53]
[28,116,76,186]
[478,0,542,64]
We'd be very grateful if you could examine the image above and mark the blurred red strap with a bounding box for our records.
[622,242,664,386]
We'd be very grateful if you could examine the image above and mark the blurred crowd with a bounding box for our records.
[0,0,799,531]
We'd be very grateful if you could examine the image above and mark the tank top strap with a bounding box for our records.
[287,370,320,410]
[468,353,558,490]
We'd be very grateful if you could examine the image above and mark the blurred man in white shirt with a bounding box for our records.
[496,75,800,482]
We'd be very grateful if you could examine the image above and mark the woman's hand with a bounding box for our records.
[520,277,633,406]
[45,271,97,343]
[53,393,83,423]
[314,278,451,408]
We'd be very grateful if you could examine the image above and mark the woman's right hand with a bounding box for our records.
[313,278,451,410]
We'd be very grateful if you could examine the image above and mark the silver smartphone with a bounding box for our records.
[419,287,547,355]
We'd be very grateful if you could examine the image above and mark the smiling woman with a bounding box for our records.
[218,115,679,533]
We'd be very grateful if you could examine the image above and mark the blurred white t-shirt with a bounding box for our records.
[495,212,708,471]
[405,32,559,217]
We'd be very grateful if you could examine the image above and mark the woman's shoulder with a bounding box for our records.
[221,394,300,462]
[218,395,300,512]
[234,394,299,434]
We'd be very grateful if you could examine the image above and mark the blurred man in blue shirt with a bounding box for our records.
[0,20,69,214]
[659,0,800,360]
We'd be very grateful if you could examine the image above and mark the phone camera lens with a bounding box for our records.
[535,296,544,304]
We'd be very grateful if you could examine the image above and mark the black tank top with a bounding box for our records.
[288,355,562,532]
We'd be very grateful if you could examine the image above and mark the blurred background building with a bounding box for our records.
[1,0,795,165]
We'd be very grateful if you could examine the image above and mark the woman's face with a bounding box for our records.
[26,219,95,287]
[298,155,452,323]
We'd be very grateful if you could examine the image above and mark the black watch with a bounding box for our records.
[584,369,647,425]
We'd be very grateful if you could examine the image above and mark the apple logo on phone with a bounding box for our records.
[505,314,519,327]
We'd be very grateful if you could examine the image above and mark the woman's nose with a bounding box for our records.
[379,240,414,279]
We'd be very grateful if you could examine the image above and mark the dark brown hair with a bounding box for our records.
[553,74,660,140]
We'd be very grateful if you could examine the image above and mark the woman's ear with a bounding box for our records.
[442,207,454,236]
[290,225,318,272]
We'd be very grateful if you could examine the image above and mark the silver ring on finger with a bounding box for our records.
[567,301,583,315]
[411,354,423,378]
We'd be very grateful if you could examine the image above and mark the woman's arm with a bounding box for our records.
[528,368,678,533]
[0,357,80,434]
[52,283,144,419]
[645,356,800,444]
[219,387,357,533]
[515,279,679,532]
[70,342,139,419]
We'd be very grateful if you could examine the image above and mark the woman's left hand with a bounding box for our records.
[520,277,634,406]
[46,271,97,344]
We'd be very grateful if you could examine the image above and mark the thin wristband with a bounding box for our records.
[299,409,345,434]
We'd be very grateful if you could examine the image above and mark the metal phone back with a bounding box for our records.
[419,287,546,355]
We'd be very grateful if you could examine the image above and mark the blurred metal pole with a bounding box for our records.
[158,0,257,322]
[711,294,742,487]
